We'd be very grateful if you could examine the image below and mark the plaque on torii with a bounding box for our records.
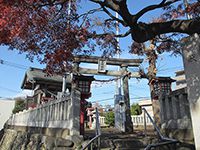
[73,55,143,133]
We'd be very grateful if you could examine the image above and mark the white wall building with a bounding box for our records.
[174,70,187,90]
[0,99,15,130]
[131,99,154,128]
[138,99,153,116]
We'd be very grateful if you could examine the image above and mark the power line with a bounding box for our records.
[0,86,20,93]
[91,95,150,104]
[0,58,29,70]
[130,96,150,100]
[92,97,114,103]
[0,97,14,100]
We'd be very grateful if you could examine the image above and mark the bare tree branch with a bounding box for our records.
[90,0,120,12]
[90,0,134,26]
[78,8,103,27]
[102,7,128,26]
[77,7,103,19]
[90,29,131,38]
[115,0,135,26]
[134,0,180,22]
[115,29,131,37]
[104,18,128,27]
[113,0,127,5]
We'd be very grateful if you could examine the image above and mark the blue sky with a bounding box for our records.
[0,0,184,105]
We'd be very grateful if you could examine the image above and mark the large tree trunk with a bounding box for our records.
[131,19,200,43]
[145,42,162,128]
[147,50,157,80]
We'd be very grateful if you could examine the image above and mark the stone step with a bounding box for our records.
[100,137,156,149]
[100,140,146,149]
[84,128,157,149]
[100,148,144,150]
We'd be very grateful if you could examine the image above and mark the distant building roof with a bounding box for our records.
[138,99,152,106]
[21,68,70,90]
[149,77,175,85]
[21,67,95,91]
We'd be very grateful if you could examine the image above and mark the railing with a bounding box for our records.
[142,108,179,150]
[7,90,81,136]
[81,107,101,150]
[8,93,71,128]
[131,113,153,127]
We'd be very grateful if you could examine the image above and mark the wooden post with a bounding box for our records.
[73,62,85,135]
[144,110,147,136]
[122,65,133,132]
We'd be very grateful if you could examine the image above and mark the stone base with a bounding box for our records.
[161,118,194,144]
[161,128,194,144]
[133,125,154,131]
[7,125,70,139]
[0,129,82,150]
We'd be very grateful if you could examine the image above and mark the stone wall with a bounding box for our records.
[159,88,194,144]
[0,129,80,150]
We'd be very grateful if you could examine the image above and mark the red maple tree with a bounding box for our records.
[0,0,200,74]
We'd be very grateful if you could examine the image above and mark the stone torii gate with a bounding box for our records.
[73,55,143,132]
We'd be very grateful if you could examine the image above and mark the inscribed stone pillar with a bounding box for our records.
[165,96,171,121]
[172,96,178,120]
[182,33,200,150]
[70,88,81,135]
[159,96,165,123]
[114,95,126,132]
[179,94,186,118]
[122,65,133,132]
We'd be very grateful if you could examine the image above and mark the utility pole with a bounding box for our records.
[115,12,122,95]
[114,12,123,132]
[114,12,133,132]
[62,0,72,93]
